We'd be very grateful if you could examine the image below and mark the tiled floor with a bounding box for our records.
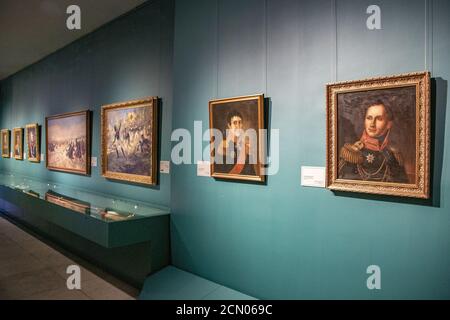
[0,215,138,300]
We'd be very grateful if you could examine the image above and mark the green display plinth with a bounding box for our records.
[0,172,170,287]
[0,173,169,248]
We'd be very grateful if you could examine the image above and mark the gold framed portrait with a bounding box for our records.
[101,97,158,185]
[326,71,430,199]
[1,129,10,158]
[46,110,91,175]
[209,94,266,182]
[12,127,24,160]
[26,123,40,163]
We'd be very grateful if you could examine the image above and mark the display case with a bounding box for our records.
[0,172,170,287]
[0,172,170,248]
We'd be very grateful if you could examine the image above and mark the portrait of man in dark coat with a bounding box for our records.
[338,101,407,183]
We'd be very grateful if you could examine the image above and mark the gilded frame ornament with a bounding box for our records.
[101,97,159,186]
[1,129,10,158]
[326,71,430,199]
[12,127,24,160]
[209,94,266,183]
[26,123,40,163]
[46,110,91,175]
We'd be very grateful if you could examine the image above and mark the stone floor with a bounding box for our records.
[0,215,138,300]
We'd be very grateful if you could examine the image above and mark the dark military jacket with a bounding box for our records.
[214,140,256,176]
[338,140,408,183]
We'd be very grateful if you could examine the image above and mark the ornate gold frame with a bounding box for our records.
[12,127,24,160]
[26,123,40,163]
[209,94,266,183]
[101,97,158,186]
[1,129,10,158]
[46,110,91,175]
[326,71,430,199]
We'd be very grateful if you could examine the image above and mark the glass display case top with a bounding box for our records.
[0,172,169,223]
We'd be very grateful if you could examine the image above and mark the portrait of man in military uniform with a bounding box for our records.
[1,129,10,158]
[338,101,408,183]
[214,110,257,176]
[13,128,23,160]
[26,124,40,162]
[327,72,430,198]
[209,94,265,182]
[335,86,417,185]
[28,129,37,158]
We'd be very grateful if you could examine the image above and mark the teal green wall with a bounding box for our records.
[0,0,174,207]
[171,0,450,299]
[1,0,449,299]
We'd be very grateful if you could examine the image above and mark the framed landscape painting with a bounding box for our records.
[209,94,266,182]
[46,110,91,175]
[12,127,23,160]
[326,71,430,199]
[101,97,158,185]
[1,129,10,158]
[26,123,40,163]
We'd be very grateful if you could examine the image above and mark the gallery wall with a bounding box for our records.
[0,0,449,300]
[0,0,174,207]
[171,0,450,299]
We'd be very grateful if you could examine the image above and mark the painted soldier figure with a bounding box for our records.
[28,130,37,158]
[338,102,408,183]
[214,111,256,176]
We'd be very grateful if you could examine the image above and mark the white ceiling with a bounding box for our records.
[0,0,148,80]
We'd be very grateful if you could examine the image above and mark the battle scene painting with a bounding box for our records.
[101,98,158,185]
[46,111,90,175]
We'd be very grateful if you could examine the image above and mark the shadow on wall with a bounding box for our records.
[334,77,447,208]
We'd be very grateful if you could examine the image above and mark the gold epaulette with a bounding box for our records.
[340,141,364,164]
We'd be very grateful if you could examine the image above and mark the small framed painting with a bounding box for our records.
[209,94,266,182]
[26,123,40,163]
[1,129,10,158]
[12,127,24,160]
[46,110,91,175]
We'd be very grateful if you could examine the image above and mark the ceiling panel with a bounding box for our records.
[0,0,148,80]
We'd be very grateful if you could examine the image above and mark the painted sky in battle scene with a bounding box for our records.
[48,114,86,143]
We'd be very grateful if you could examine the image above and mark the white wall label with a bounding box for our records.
[197,161,211,177]
[41,153,45,161]
[301,166,326,188]
[23,152,27,160]
[160,161,170,174]
[91,157,97,167]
